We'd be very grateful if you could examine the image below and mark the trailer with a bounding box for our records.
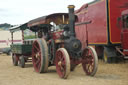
[27,5,98,79]
[75,0,128,63]
[10,24,35,68]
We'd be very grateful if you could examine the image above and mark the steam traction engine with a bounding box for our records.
[28,5,98,79]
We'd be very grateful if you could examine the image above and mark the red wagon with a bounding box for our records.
[75,0,128,63]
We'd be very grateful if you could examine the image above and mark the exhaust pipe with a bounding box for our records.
[68,5,75,37]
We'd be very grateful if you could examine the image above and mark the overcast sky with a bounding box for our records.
[0,0,93,25]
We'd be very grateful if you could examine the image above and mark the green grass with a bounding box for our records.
[24,35,35,39]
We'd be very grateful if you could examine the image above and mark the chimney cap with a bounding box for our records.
[68,5,75,9]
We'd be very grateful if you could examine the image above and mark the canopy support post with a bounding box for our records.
[22,30,24,44]
[11,32,13,44]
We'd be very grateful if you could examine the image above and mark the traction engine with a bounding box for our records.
[31,5,98,79]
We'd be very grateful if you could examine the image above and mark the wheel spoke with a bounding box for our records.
[32,41,41,72]
[38,62,41,69]
[61,61,66,66]
[60,65,65,75]
[32,53,37,58]
[88,64,93,73]
[35,58,40,66]
[88,57,93,64]
[33,42,40,51]
[61,56,64,61]
[86,57,94,71]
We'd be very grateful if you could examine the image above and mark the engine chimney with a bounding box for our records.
[68,5,75,37]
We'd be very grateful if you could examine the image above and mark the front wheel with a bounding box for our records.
[82,46,98,76]
[55,48,70,79]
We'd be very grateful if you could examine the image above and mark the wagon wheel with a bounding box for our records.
[12,54,18,66]
[82,46,98,76]
[55,48,70,79]
[19,56,25,68]
[32,38,49,73]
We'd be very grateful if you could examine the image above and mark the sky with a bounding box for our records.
[0,0,93,25]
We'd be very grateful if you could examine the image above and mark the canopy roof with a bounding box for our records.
[28,13,69,27]
[9,23,28,33]
[10,13,78,32]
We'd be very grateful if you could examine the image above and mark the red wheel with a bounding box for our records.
[32,39,49,73]
[55,48,70,79]
[12,54,18,66]
[82,46,98,76]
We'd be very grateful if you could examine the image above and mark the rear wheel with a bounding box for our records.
[32,38,49,73]
[12,54,18,66]
[82,46,98,76]
[19,56,25,68]
[55,48,70,79]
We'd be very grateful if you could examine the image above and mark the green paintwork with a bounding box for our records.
[11,44,32,54]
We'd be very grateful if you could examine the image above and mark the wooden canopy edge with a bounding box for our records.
[9,23,28,33]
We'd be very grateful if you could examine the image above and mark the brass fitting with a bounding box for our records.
[68,5,75,9]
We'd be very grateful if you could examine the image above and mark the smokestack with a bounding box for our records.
[68,5,75,37]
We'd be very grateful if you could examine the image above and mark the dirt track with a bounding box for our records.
[0,54,128,85]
